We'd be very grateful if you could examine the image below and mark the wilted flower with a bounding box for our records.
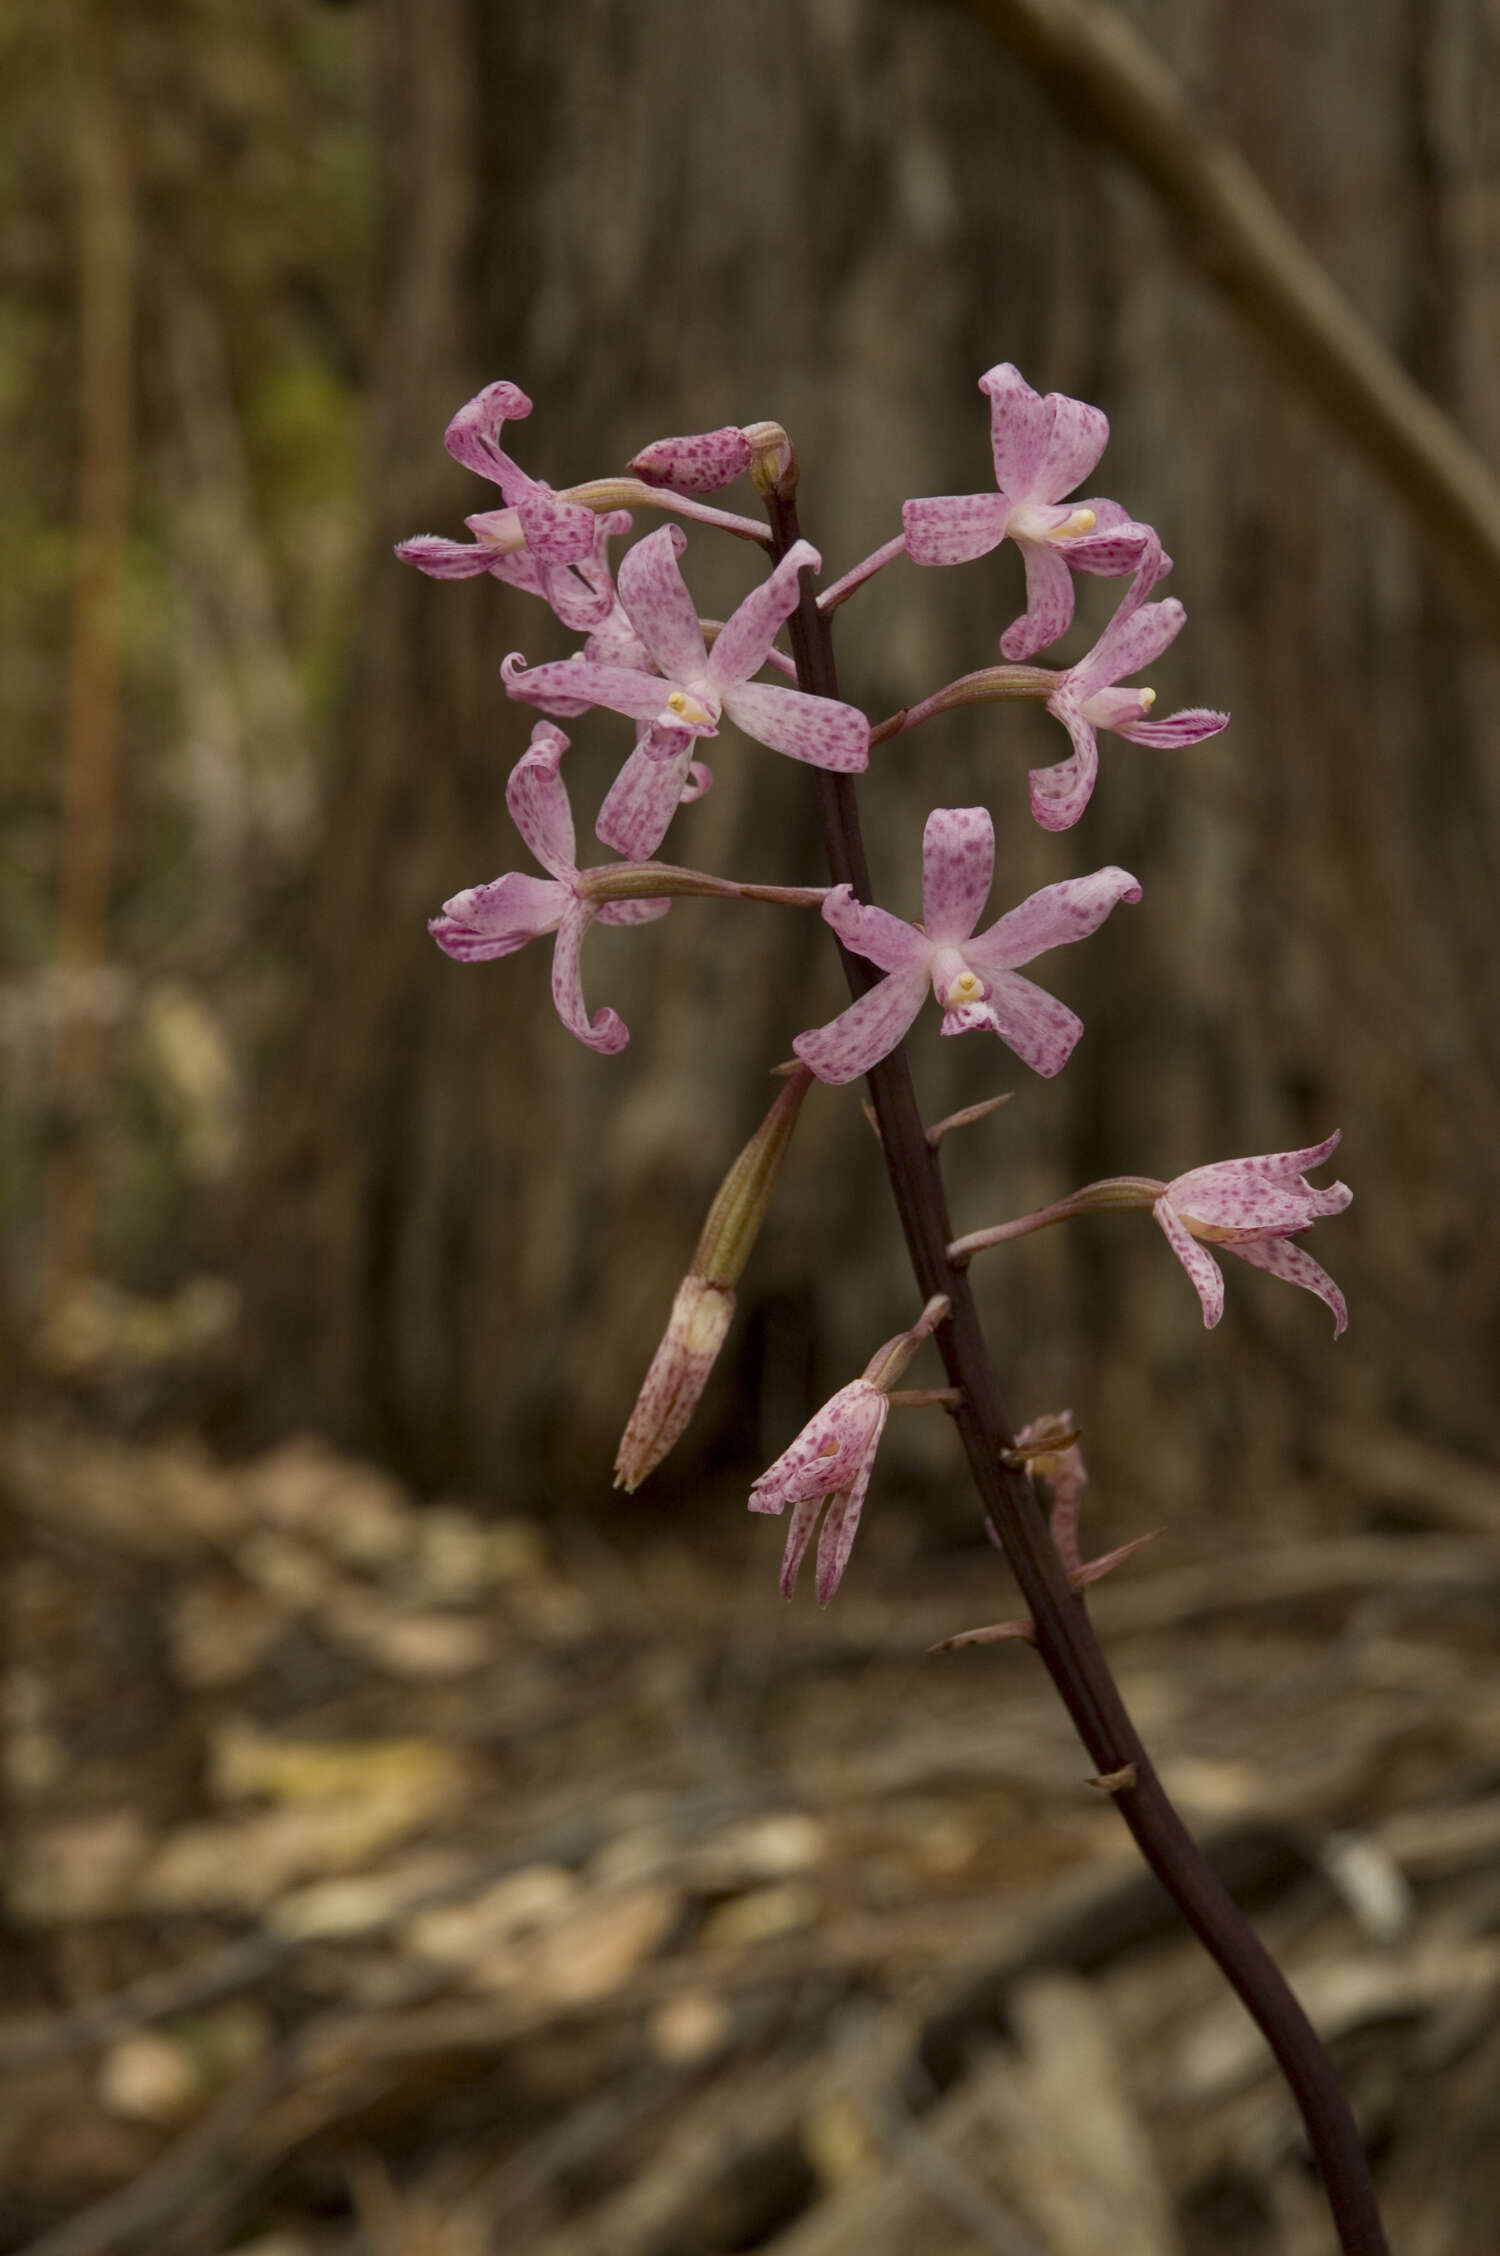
[614,1067,815,1490]
[750,1297,948,1604]
[792,807,1140,1085]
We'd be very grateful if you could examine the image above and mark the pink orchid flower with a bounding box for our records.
[792,807,1141,1086]
[578,594,715,856]
[750,1297,948,1604]
[427,721,667,1054]
[395,381,626,631]
[501,525,870,857]
[1155,1132,1352,1335]
[902,363,1160,661]
[1032,550,1229,830]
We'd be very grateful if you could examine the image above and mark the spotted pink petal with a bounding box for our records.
[616,525,707,684]
[1060,505,1163,579]
[708,540,819,690]
[821,886,927,973]
[585,598,654,671]
[813,1435,883,1605]
[516,489,599,566]
[1108,707,1231,749]
[1224,1234,1349,1336]
[1257,1130,1346,1181]
[395,535,504,581]
[595,725,700,858]
[721,681,870,771]
[428,872,565,961]
[542,557,621,632]
[1175,1178,1333,1237]
[1154,1196,1227,1327]
[442,380,532,486]
[1168,1140,1351,1233]
[550,898,628,1054]
[999,539,1076,661]
[503,653,679,727]
[1029,700,1098,831]
[792,964,930,1085]
[776,1493,825,1597]
[1079,594,1186,696]
[505,725,576,879]
[1030,389,1110,502]
[680,760,713,802]
[964,866,1142,977]
[940,974,1084,1077]
[921,807,994,944]
[901,491,1012,567]
[981,363,1051,495]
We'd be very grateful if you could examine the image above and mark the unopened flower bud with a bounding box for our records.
[627,426,755,495]
[614,1065,815,1491]
[613,1275,736,1493]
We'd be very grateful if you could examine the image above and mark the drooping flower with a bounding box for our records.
[902,363,1160,660]
[502,526,870,856]
[750,1296,948,1603]
[792,807,1141,1086]
[395,381,627,631]
[1154,1132,1352,1334]
[1032,548,1229,830]
[428,721,667,1054]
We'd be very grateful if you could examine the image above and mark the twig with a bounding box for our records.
[959,0,1500,631]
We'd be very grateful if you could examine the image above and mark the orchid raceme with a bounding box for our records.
[902,363,1161,661]
[427,721,669,1054]
[502,525,870,855]
[950,1133,1351,1335]
[395,381,627,631]
[792,807,1141,1085]
[751,1296,949,1604]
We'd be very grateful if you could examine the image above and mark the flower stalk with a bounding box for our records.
[764,488,1388,2256]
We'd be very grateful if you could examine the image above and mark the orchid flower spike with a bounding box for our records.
[1155,1131,1352,1335]
[751,1296,949,1604]
[395,381,628,631]
[427,721,667,1054]
[793,807,1141,1086]
[1033,544,1229,829]
[902,363,1162,660]
[502,526,870,857]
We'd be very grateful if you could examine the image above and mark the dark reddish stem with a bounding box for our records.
[765,490,1389,2256]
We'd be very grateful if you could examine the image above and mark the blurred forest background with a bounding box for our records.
[7,0,1500,1527]
[8,1,1500,2251]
